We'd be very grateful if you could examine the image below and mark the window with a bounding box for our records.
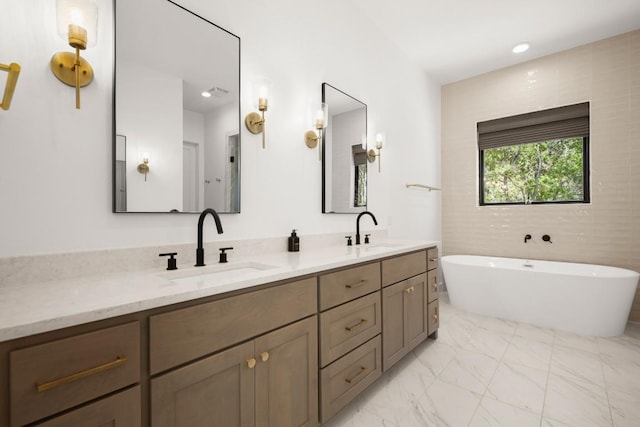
[478,103,590,205]
[352,145,367,207]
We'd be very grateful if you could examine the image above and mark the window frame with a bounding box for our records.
[479,136,590,206]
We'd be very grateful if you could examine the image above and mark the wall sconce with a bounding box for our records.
[137,152,150,181]
[304,103,328,160]
[245,77,273,149]
[367,132,384,172]
[0,62,20,111]
[50,0,98,109]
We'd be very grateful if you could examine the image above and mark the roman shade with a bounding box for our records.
[477,102,590,150]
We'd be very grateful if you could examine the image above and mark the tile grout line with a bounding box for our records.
[538,328,556,427]
[596,337,616,427]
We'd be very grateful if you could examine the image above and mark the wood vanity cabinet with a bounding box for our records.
[381,249,437,371]
[150,277,318,427]
[7,321,141,427]
[151,316,317,427]
[427,247,440,337]
[318,262,383,422]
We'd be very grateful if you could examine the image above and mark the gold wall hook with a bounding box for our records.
[0,62,21,111]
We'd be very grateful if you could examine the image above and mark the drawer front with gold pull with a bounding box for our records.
[319,336,382,422]
[427,269,438,303]
[319,292,381,367]
[428,299,440,335]
[427,246,439,271]
[381,250,427,287]
[319,262,380,310]
[10,321,140,426]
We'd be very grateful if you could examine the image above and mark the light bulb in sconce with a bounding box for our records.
[367,131,385,172]
[50,0,98,109]
[304,102,329,160]
[245,77,273,149]
[137,152,150,181]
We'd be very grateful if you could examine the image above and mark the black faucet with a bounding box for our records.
[195,208,224,267]
[524,234,532,243]
[356,211,378,245]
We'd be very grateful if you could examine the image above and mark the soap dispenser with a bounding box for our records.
[288,229,300,252]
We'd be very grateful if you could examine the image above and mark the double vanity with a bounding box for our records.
[0,239,439,426]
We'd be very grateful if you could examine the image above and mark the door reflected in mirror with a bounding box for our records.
[322,83,367,213]
[113,0,240,213]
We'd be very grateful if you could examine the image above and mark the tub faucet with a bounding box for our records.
[195,208,224,267]
[524,234,532,243]
[356,211,378,245]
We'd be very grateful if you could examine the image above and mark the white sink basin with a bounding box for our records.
[162,262,277,288]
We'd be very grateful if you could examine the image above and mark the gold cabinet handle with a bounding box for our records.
[247,358,257,369]
[345,318,367,332]
[432,282,438,291]
[260,351,270,362]
[36,356,127,393]
[404,286,415,294]
[345,280,367,289]
[429,258,439,262]
[345,366,367,384]
[433,306,439,322]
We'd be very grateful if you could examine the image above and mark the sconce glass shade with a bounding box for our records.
[56,0,98,49]
[368,131,385,172]
[375,131,385,149]
[250,77,273,111]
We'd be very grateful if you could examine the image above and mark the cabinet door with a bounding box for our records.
[35,386,140,427]
[151,341,255,427]
[382,280,408,371]
[255,316,318,427]
[406,273,428,350]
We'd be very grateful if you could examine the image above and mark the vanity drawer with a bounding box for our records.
[319,262,380,310]
[10,321,140,427]
[320,336,382,423]
[150,277,317,374]
[35,385,141,427]
[319,292,381,367]
[427,269,438,303]
[427,247,439,271]
[428,299,440,335]
[381,250,427,287]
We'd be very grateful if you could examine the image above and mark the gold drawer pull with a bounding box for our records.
[247,358,257,369]
[433,282,438,290]
[260,352,270,362]
[345,280,367,289]
[429,258,439,262]
[404,286,415,294]
[345,366,367,384]
[36,356,127,393]
[433,314,439,321]
[345,318,367,332]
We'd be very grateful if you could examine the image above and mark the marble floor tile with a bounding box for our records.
[438,349,499,395]
[469,396,541,427]
[601,353,640,395]
[486,360,547,413]
[550,344,606,387]
[514,322,556,344]
[541,417,576,427]
[413,340,457,378]
[463,328,512,360]
[543,372,612,427]
[503,335,553,371]
[554,330,600,353]
[478,316,518,335]
[608,386,640,427]
[415,379,482,427]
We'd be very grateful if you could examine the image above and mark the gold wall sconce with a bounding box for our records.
[0,62,21,111]
[304,103,329,160]
[50,0,98,109]
[367,132,384,172]
[245,78,273,149]
[137,152,150,181]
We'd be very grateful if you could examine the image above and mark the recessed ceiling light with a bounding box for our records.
[512,42,530,54]
[201,91,212,98]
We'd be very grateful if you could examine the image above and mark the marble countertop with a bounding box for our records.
[0,239,437,342]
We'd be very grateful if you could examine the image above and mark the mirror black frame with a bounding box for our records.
[321,83,368,214]
[112,0,241,214]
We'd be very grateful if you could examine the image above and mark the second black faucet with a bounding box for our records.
[356,211,378,245]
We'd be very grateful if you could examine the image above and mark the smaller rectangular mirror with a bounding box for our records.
[322,83,368,213]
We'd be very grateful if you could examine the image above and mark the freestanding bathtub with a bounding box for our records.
[441,255,639,337]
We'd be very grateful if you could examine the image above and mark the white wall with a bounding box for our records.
[204,102,238,210]
[0,0,441,257]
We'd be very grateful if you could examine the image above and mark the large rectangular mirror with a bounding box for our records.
[113,0,240,213]
[322,83,367,213]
